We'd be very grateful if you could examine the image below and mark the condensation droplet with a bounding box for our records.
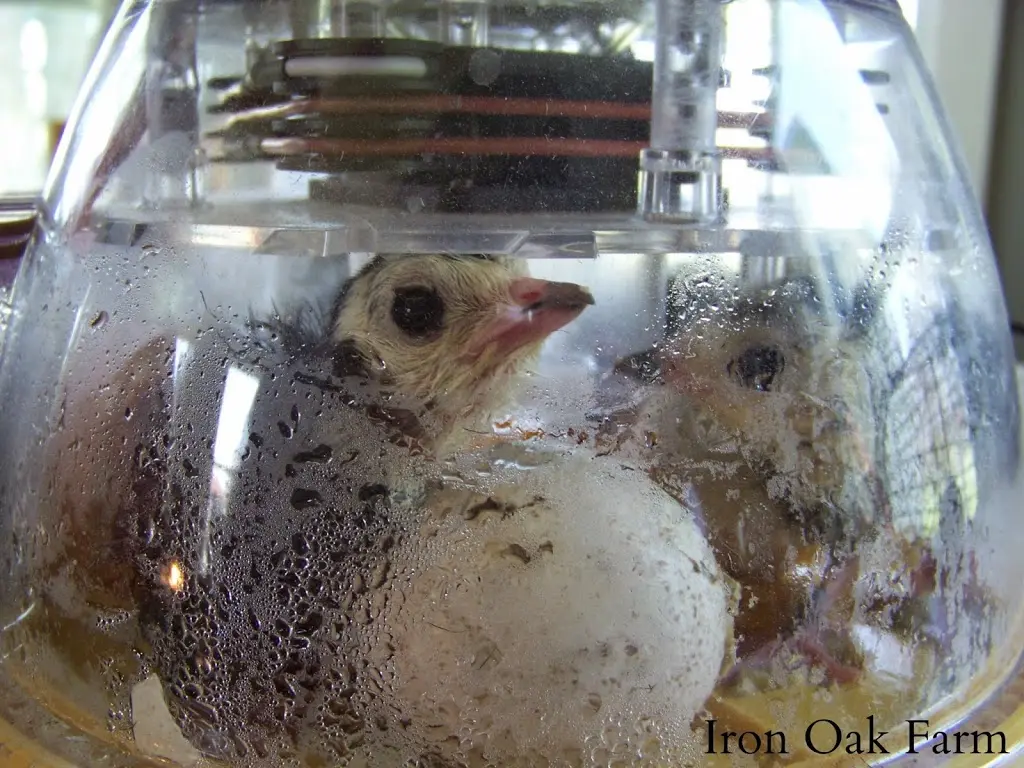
[290,488,323,510]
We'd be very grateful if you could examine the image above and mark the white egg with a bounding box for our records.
[381,448,731,765]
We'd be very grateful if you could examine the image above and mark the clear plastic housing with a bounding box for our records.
[1,0,1022,766]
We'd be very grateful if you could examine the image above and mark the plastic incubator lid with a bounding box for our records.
[36,0,954,263]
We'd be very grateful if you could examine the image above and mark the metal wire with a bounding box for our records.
[872,305,979,540]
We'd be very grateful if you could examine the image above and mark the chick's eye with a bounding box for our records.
[391,286,445,337]
[726,344,785,392]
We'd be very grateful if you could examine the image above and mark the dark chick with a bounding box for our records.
[600,275,881,532]
[80,253,594,612]
[594,277,879,688]
[96,253,595,764]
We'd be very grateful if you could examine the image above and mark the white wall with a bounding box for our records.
[0,3,105,196]
[984,2,1024,346]
[906,0,1005,208]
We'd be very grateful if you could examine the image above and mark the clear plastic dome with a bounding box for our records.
[1,0,1022,766]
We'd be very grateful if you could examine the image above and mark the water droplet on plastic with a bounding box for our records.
[294,444,332,464]
[468,48,502,85]
[290,489,322,510]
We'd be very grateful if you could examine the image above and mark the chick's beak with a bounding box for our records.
[464,276,595,359]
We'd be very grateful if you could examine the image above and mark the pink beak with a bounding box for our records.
[463,277,595,359]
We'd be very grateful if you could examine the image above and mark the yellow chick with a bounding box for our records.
[258,252,595,457]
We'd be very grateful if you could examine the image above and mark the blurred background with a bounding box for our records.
[0,0,1021,356]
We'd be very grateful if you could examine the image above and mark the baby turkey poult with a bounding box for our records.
[117,252,608,765]
[591,275,880,688]
[598,275,881,526]
[266,252,597,457]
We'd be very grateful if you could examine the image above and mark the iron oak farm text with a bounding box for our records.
[704,716,1009,757]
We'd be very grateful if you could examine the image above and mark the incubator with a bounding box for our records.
[0,0,1022,765]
